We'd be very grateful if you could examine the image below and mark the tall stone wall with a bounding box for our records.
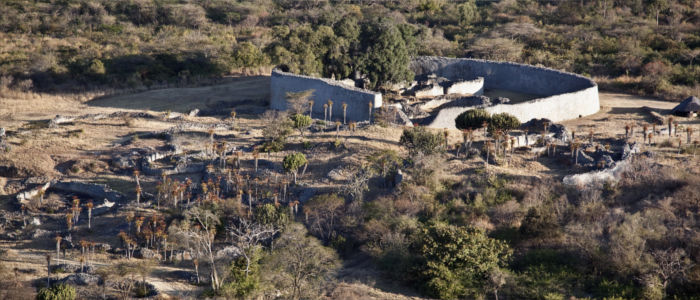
[413,57,600,129]
[270,69,382,122]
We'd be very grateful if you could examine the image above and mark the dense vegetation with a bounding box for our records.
[0,0,698,98]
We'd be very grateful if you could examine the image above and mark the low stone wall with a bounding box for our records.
[270,69,382,122]
[412,57,600,129]
[445,77,484,95]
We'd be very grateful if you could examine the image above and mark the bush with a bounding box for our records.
[399,126,445,155]
[489,113,520,133]
[520,207,559,238]
[37,284,76,300]
[455,109,491,130]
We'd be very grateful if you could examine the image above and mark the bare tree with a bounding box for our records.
[181,207,222,290]
[286,90,314,115]
[651,248,692,290]
[227,217,278,278]
[265,223,339,299]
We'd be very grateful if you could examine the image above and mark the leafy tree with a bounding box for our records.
[359,20,414,90]
[399,126,445,155]
[220,248,262,298]
[290,114,312,137]
[520,207,558,238]
[283,152,307,184]
[254,203,289,228]
[488,113,520,133]
[417,222,512,299]
[231,42,268,69]
[457,0,479,27]
[455,109,491,130]
[37,284,76,300]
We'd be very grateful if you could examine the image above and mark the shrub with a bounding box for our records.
[37,284,76,300]
[455,109,491,130]
[399,126,445,155]
[489,113,520,133]
[290,113,312,136]
[520,207,559,238]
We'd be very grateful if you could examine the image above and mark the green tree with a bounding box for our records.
[283,153,307,184]
[418,222,512,299]
[37,284,76,300]
[359,20,414,90]
[488,113,520,133]
[399,126,445,156]
[520,207,559,238]
[457,0,479,27]
[290,114,312,137]
[254,203,289,228]
[232,42,269,69]
[455,109,491,130]
[220,248,262,298]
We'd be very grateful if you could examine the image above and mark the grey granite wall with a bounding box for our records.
[270,69,382,122]
[412,56,600,128]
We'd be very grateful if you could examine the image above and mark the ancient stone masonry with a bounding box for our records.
[270,69,382,122]
[411,56,600,128]
[270,56,599,128]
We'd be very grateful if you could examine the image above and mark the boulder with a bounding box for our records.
[576,150,595,166]
[30,217,41,226]
[215,246,241,259]
[135,247,162,260]
[622,143,640,160]
[32,229,51,239]
[596,155,615,169]
[187,109,200,117]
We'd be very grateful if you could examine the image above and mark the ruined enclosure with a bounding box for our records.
[270,56,600,128]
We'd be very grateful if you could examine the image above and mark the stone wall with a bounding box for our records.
[270,69,382,122]
[412,57,600,129]
[445,77,484,95]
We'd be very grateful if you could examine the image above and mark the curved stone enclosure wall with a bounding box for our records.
[412,56,600,129]
[270,69,382,122]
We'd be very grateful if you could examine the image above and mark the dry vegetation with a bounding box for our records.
[0,73,699,299]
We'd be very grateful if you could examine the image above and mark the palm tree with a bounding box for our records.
[253,150,259,173]
[86,201,93,229]
[66,214,73,231]
[643,124,649,144]
[335,121,341,138]
[668,117,674,137]
[46,254,51,287]
[349,122,356,132]
[368,102,373,123]
[443,130,449,150]
[648,133,654,146]
[624,124,631,139]
[571,141,581,165]
[327,100,334,121]
[342,102,348,124]
[484,140,493,168]
[323,104,328,122]
[54,235,62,259]
[686,127,693,144]
[307,100,314,119]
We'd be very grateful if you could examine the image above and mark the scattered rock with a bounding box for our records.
[135,248,162,260]
[32,228,50,239]
[596,155,615,169]
[187,109,200,117]
[58,273,101,286]
[30,217,41,226]
[327,168,346,182]
[215,246,241,259]
[621,142,640,160]
[576,150,595,166]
